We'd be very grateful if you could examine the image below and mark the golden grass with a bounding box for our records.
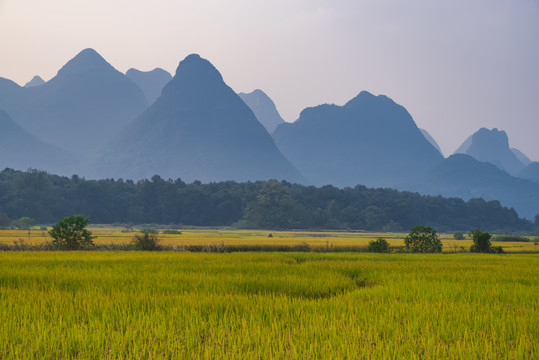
[0,252,537,358]
[1,228,537,253]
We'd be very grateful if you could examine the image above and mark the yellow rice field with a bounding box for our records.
[1,228,537,253]
[0,251,537,358]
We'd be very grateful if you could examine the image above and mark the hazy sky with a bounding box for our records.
[1,0,538,159]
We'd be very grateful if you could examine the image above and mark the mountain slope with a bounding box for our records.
[517,162,539,184]
[0,110,77,175]
[273,91,444,188]
[126,68,172,105]
[454,128,525,175]
[89,54,304,183]
[0,49,148,154]
[511,148,532,166]
[401,154,539,219]
[24,75,45,88]
[238,89,285,133]
[419,128,443,155]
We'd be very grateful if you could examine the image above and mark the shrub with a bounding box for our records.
[493,235,530,242]
[404,225,442,253]
[162,229,182,234]
[132,230,160,251]
[469,229,503,253]
[453,231,465,240]
[368,238,390,253]
[12,217,36,230]
[49,215,95,250]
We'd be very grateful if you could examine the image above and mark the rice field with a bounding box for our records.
[1,228,538,252]
[1,251,537,358]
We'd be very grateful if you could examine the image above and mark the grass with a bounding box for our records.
[0,252,537,358]
[1,228,537,253]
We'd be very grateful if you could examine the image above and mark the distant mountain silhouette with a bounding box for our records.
[273,91,444,188]
[454,128,525,175]
[126,68,172,105]
[511,148,532,166]
[401,154,539,219]
[89,54,305,183]
[419,128,443,155]
[517,162,539,184]
[238,89,285,133]
[0,48,148,155]
[24,75,45,88]
[0,110,77,175]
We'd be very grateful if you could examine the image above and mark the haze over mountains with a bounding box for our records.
[238,89,285,133]
[0,110,77,175]
[273,91,444,188]
[88,54,304,183]
[0,48,148,155]
[126,68,172,105]
[0,48,538,220]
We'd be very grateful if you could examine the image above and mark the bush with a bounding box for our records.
[49,215,95,250]
[12,217,36,230]
[132,230,160,251]
[404,225,442,253]
[162,229,182,234]
[469,229,503,253]
[493,235,530,242]
[368,238,390,253]
[453,231,465,240]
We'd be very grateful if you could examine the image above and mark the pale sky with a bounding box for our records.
[1,0,538,159]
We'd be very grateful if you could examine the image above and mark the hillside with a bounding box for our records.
[401,154,539,219]
[273,91,444,188]
[126,67,172,105]
[0,49,148,154]
[89,54,304,183]
[238,89,285,133]
[0,110,77,175]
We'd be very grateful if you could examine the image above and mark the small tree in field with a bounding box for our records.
[49,215,95,250]
[367,238,390,253]
[469,229,502,253]
[404,225,442,253]
[132,229,160,251]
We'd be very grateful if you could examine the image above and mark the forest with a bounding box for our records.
[0,168,535,232]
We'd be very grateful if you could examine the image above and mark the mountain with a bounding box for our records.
[0,110,77,175]
[511,148,532,166]
[454,128,525,175]
[88,54,305,183]
[401,154,539,219]
[517,162,539,184]
[272,91,444,188]
[126,68,172,105]
[419,128,443,155]
[238,89,285,133]
[24,75,45,88]
[0,48,148,155]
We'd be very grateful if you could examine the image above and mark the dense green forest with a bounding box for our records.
[0,168,535,232]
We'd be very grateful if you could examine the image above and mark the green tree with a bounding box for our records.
[11,217,36,230]
[132,229,160,250]
[367,238,390,253]
[453,231,465,240]
[49,215,95,250]
[404,225,442,253]
[469,229,494,253]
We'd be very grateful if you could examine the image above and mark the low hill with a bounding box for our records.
[401,154,539,219]
[0,110,77,175]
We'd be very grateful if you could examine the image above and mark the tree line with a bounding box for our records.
[0,168,536,232]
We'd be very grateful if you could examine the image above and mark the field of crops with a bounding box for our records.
[1,251,537,358]
[1,228,538,252]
